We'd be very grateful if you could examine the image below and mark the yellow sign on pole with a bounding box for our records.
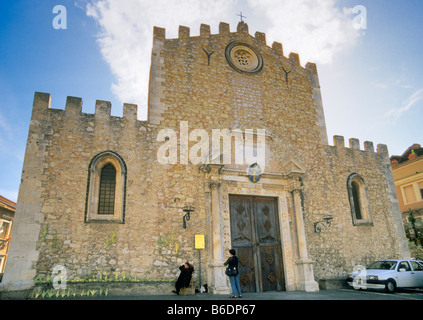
[194,234,205,250]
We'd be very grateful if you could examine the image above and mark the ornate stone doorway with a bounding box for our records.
[229,195,285,292]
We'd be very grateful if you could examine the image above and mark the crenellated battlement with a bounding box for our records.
[152,21,315,71]
[32,92,389,156]
[31,92,141,123]
[331,135,390,157]
[148,21,322,129]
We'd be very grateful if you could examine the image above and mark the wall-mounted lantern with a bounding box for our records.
[183,206,195,229]
[314,215,334,233]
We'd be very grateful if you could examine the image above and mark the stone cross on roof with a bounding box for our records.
[237,11,247,22]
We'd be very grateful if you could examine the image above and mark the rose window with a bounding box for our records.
[225,42,263,74]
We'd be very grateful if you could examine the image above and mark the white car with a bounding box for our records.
[347,260,423,293]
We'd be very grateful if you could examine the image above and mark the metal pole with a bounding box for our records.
[198,249,202,291]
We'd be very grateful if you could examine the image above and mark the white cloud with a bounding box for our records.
[86,0,237,118]
[386,88,423,119]
[248,0,360,65]
[85,0,361,119]
[374,83,389,89]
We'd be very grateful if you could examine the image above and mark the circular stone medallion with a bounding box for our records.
[225,42,263,74]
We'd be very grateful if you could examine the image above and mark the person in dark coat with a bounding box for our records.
[172,262,194,295]
[224,249,243,298]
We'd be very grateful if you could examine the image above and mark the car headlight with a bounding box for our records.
[368,275,379,281]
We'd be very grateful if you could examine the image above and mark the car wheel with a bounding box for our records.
[385,280,396,293]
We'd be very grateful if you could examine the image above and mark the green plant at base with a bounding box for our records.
[105,231,117,249]
[409,241,423,260]
[158,229,180,254]
[42,224,49,242]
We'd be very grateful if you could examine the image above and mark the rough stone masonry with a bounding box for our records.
[1,21,409,295]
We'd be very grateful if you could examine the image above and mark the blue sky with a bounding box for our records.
[0,0,422,202]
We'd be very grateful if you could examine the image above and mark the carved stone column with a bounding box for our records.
[290,181,319,292]
[210,181,224,262]
[207,165,230,294]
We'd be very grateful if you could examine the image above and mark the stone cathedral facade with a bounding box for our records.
[1,21,410,294]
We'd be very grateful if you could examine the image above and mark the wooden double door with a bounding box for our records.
[229,195,285,292]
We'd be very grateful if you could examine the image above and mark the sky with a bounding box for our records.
[0,0,422,202]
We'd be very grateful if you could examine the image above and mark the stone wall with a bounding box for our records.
[32,103,208,283]
[2,22,409,294]
[305,139,410,280]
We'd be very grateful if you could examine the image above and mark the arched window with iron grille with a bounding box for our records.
[85,151,126,223]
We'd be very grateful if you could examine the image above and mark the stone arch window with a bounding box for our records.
[85,151,126,223]
[347,174,373,226]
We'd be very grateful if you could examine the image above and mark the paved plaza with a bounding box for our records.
[79,288,423,301]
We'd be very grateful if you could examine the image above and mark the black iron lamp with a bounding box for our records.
[314,214,334,233]
[182,206,195,229]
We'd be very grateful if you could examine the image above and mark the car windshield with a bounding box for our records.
[367,261,397,270]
